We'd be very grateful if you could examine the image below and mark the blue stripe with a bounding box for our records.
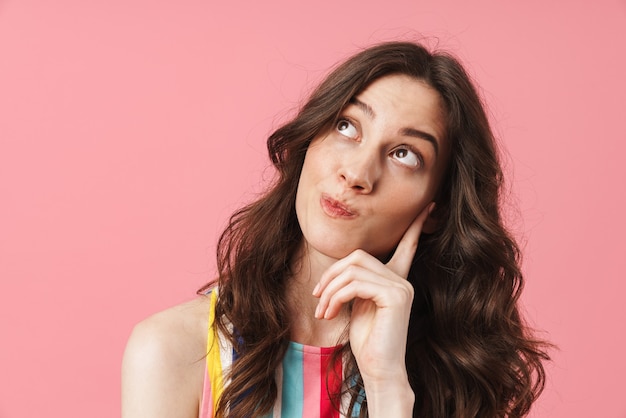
[281,342,304,417]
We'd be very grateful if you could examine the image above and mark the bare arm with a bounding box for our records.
[122,298,209,418]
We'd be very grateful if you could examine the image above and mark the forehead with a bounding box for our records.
[353,74,446,143]
[357,75,442,114]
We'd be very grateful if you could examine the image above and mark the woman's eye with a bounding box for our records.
[392,147,421,168]
[336,119,358,139]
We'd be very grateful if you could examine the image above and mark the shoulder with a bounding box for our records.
[122,295,212,418]
[125,296,211,367]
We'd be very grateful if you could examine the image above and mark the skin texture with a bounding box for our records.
[122,74,449,418]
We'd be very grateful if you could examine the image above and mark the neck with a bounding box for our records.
[287,242,350,347]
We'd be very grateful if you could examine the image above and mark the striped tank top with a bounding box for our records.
[199,290,361,417]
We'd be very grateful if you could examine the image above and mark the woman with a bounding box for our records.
[122,41,549,418]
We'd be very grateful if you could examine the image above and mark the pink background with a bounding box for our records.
[1,1,625,417]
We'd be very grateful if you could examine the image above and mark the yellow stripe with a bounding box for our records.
[207,290,224,415]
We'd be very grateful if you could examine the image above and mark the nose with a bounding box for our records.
[338,146,381,193]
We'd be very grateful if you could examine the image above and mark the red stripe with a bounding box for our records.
[320,347,342,418]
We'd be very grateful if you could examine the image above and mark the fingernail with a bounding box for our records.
[314,304,321,318]
[312,283,320,296]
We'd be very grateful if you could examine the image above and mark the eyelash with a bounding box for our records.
[391,145,424,169]
[335,118,359,139]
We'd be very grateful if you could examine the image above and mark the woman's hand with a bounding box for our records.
[312,202,434,417]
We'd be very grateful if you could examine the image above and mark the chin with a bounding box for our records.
[314,240,395,262]
[318,246,355,261]
[301,224,400,262]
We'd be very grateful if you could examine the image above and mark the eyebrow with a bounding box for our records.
[349,97,440,157]
[350,97,376,119]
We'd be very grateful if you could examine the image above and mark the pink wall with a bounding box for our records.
[1,1,625,417]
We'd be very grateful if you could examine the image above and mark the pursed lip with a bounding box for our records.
[320,194,357,218]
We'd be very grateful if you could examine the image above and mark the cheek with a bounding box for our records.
[294,166,310,221]
[368,198,424,249]
[297,143,336,190]
[388,207,419,238]
[380,191,428,234]
[295,148,325,219]
[385,183,429,216]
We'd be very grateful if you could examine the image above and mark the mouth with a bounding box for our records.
[320,194,357,218]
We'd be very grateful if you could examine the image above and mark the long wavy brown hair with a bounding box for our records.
[199,41,550,418]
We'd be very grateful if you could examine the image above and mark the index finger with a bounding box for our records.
[386,202,435,278]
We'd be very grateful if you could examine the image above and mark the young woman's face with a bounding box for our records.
[295,74,449,261]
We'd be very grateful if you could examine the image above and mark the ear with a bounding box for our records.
[421,203,440,234]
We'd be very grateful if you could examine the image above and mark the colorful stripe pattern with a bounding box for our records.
[199,290,357,417]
